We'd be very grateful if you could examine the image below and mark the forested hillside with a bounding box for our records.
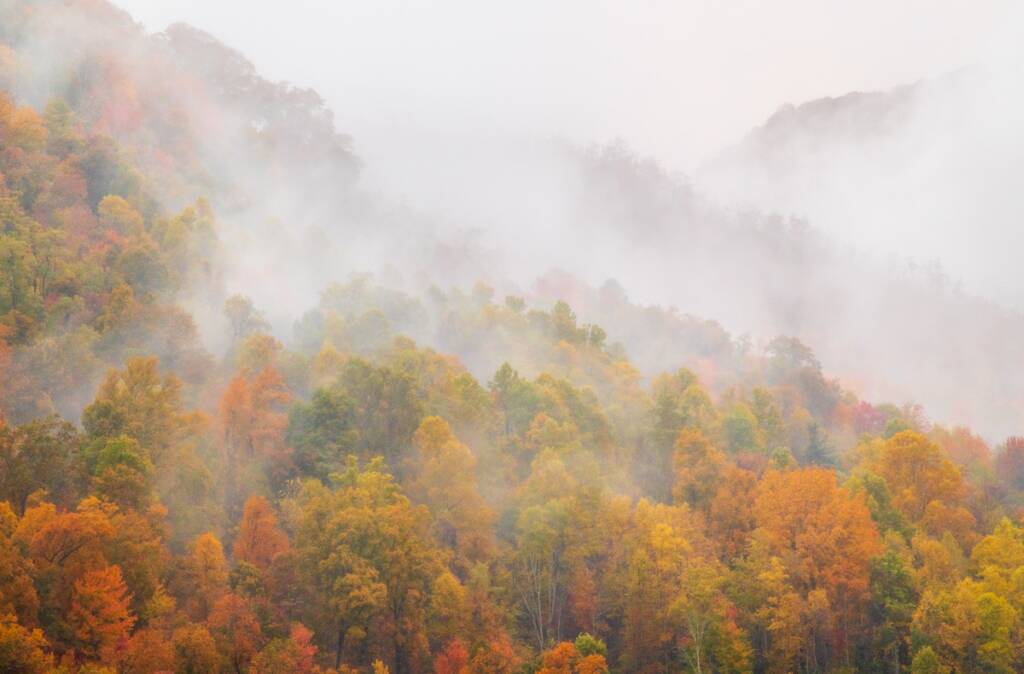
[696,69,1024,439]
[1,1,1024,673]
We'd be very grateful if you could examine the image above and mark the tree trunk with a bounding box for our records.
[336,626,345,670]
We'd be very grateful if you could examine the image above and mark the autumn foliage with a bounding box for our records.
[1,2,1023,673]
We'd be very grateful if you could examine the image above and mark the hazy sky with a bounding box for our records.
[112,0,1024,317]
[95,1,1024,435]
[118,0,1014,170]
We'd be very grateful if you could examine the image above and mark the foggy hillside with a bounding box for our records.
[2,0,1022,439]
[4,2,1024,673]
[693,67,1024,437]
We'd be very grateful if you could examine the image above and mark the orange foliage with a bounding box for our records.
[122,627,175,674]
[576,654,610,674]
[68,564,135,664]
[250,623,320,674]
[219,366,290,511]
[931,425,992,468]
[536,641,608,674]
[209,592,264,674]
[756,468,882,606]
[537,642,577,674]
[220,366,290,457]
[468,633,519,674]
[433,638,469,674]
[708,466,758,559]
[232,495,289,570]
[872,431,967,521]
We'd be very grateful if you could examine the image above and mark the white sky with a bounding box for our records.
[104,1,1024,436]
[116,0,1014,170]
[112,0,1024,315]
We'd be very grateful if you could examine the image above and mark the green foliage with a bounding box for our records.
[848,471,914,539]
[0,416,79,514]
[574,632,607,658]
[911,646,948,674]
[331,357,425,472]
[298,456,441,670]
[286,387,358,481]
[720,403,761,454]
[869,550,919,670]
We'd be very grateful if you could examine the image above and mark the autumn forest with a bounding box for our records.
[1,2,1024,674]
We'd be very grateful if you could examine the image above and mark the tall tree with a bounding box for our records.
[182,532,229,621]
[297,457,441,673]
[406,416,494,570]
[0,417,79,515]
[755,468,882,670]
[219,366,290,512]
[68,564,135,665]
[82,356,183,463]
[671,427,725,512]
[232,495,290,571]
[209,592,265,674]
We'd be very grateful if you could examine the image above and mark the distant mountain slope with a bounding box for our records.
[697,67,1023,308]
[1,0,1021,441]
[687,68,1024,438]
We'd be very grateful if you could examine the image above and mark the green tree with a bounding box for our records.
[335,359,424,472]
[86,436,154,510]
[82,356,183,463]
[0,416,79,514]
[297,456,441,672]
[286,387,357,481]
[868,550,918,672]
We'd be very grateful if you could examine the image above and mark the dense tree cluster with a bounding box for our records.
[2,2,1024,673]
[3,212,1024,673]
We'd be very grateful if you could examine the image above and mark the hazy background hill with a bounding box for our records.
[699,66,1024,309]
[0,0,1021,439]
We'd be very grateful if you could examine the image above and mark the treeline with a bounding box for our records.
[3,88,1024,671]
[0,88,218,425]
[4,265,1024,673]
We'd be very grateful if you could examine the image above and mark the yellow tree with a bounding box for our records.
[671,557,751,674]
[182,532,229,621]
[755,468,882,669]
[671,428,725,512]
[913,578,1020,674]
[0,613,53,674]
[82,356,184,463]
[616,499,742,673]
[97,196,144,236]
[970,518,1024,610]
[406,416,494,570]
[297,457,441,672]
[871,431,975,546]
[172,623,221,673]
[645,368,717,500]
